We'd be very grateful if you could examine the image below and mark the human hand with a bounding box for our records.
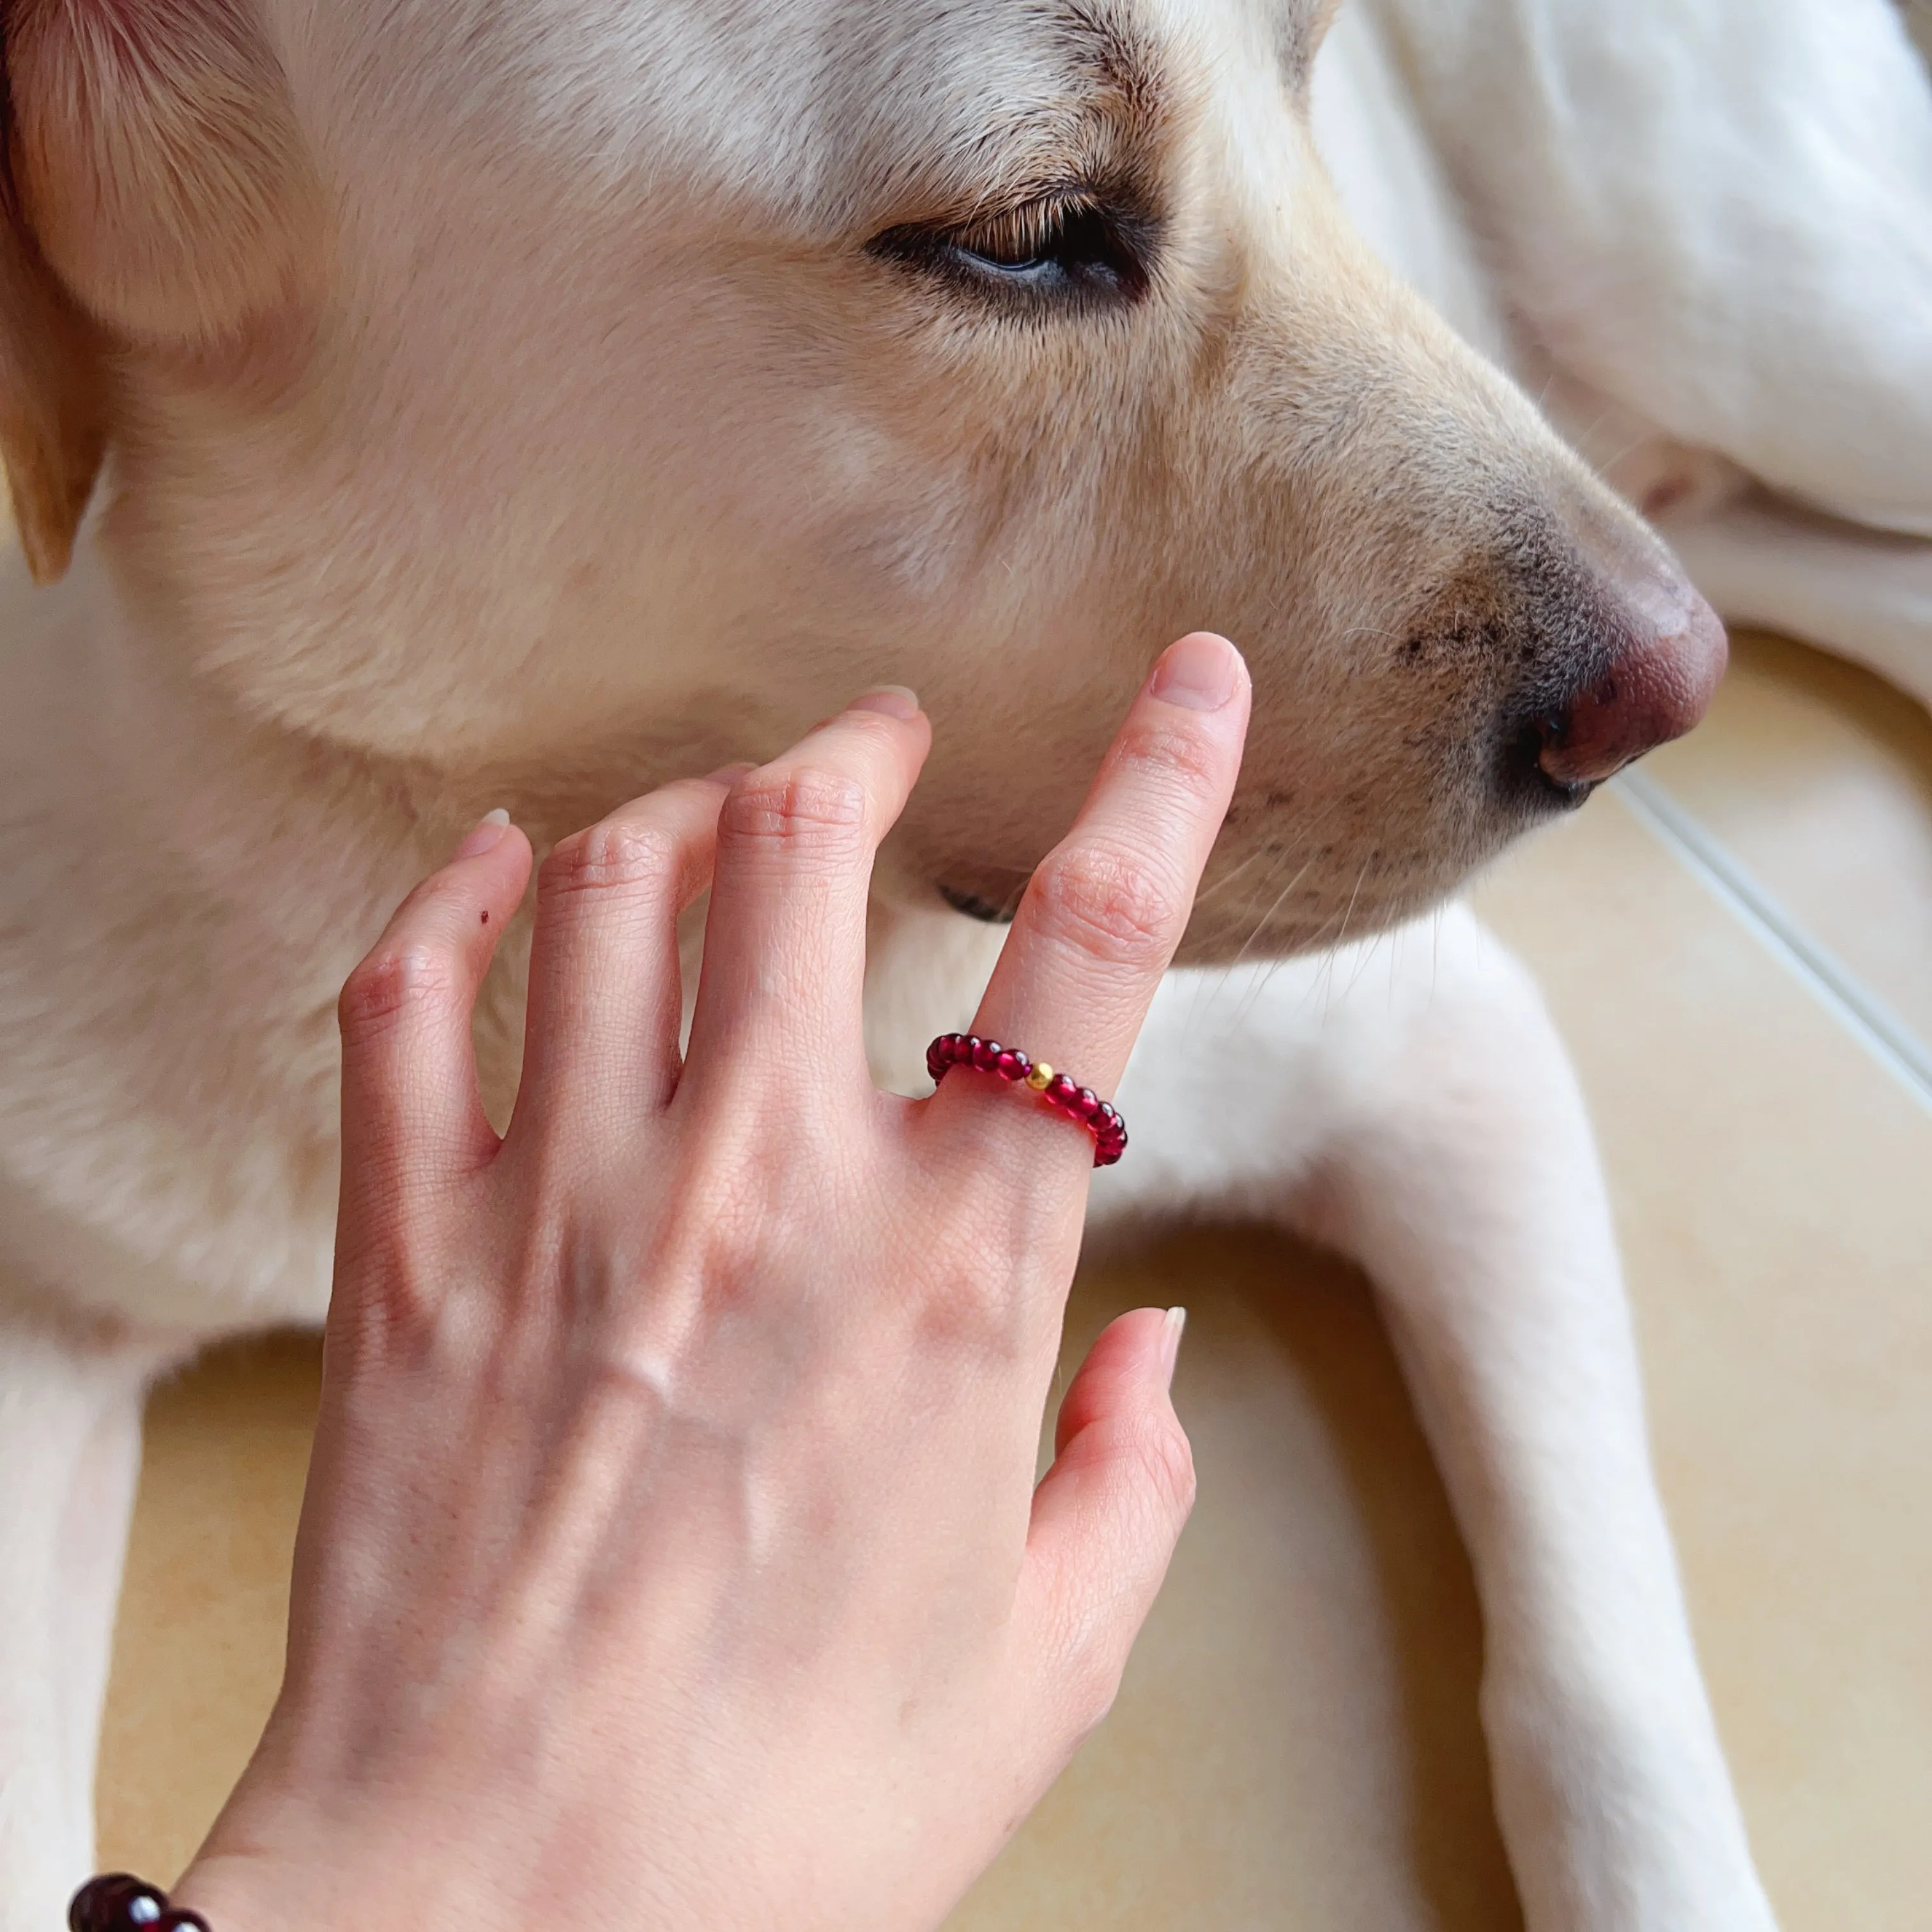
[175,633,1251,1932]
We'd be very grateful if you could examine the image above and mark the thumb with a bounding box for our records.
[1018,1307,1195,1741]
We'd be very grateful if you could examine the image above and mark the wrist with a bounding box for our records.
[171,1807,555,1932]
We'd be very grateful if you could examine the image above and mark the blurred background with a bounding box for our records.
[95,624,1932,1928]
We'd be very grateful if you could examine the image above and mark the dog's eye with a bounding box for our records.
[952,199,1119,277]
[870,195,1153,309]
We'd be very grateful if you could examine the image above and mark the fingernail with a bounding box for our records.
[1161,1307,1188,1390]
[848,685,921,720]
[1148,633,1241,712]
[454,808,511,859]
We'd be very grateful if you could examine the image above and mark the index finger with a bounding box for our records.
[933,632,1248,1154]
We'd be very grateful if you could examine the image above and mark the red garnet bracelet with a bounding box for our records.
[926,1032,1128,1167]
[69,1877,208,1932]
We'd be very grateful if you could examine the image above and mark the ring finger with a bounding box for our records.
[930,632,1249,1172]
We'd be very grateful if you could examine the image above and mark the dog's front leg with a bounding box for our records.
[0,1311,176,1932]
[1096,907,1777,1931]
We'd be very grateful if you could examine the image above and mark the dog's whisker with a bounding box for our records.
[1310,861,1372,1023]
[1190,843,1269,914]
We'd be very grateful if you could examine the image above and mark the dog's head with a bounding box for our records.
[0,0,1722,955]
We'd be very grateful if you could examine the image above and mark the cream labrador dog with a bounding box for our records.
[1,1,1927,1927]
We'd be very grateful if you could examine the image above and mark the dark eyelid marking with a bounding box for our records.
[951,196,1089,267]
[867,188,1156,314]
[863,6,1170,314]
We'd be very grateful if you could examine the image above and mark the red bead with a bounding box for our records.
[72,1878,158,1932]
[154,1917,210,1932]
[70,1878,167,1932]
[924,1036,1127,1169]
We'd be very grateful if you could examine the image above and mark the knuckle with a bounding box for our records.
[1133,1413,1198,1521]
[1116,716,1227,798]
[540,818,682,902]
[720,764,869,862]
[1061,1640,1130,1745]
[338,940,461,1039]
[1029,843,1180,972]
[333,1242,437,1363]
[916,1266,1028,1354]
[1050,1420,1197,1746]
[337,1248,488,1380]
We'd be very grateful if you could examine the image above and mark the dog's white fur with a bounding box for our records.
[1,1,1926,1927]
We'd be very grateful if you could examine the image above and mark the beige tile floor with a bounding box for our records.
[95,635,1932,1929]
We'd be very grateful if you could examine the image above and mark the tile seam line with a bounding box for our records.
[1611,768,1932,1118]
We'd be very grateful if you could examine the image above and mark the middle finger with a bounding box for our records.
[681,689,931,1093]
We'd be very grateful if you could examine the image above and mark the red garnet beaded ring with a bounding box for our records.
[926,1032,1128,1167]
[69,1876,208,1932]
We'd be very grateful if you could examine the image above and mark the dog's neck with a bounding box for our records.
[70,449,762,866]
[88,337,793,834]
[6,510,994,1137]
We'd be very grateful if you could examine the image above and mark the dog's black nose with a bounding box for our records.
[1537,564,1728,790]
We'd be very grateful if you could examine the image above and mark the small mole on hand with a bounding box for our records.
[480,910,489,924]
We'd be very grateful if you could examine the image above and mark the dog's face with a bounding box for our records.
[0,0,1722,956]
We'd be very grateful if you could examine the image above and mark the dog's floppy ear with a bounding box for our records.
[0,0,320,582]
[0,77,104,583]
[0,204,102,583]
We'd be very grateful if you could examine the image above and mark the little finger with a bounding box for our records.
[337,812,533,1213]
